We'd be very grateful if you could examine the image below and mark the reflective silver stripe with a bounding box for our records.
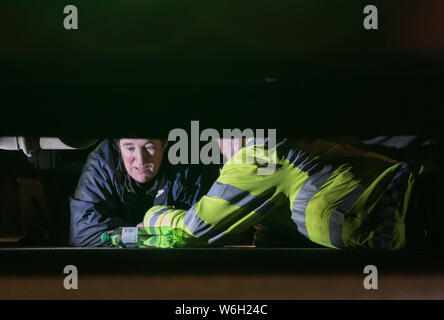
[206,193,282,244]
[208,181,277,215]
[207,181,257,208]
[291,164,334,239]
[183,206,215,239]
[185,182,278,242]
[183,206,232,243]
[284,148,320,173]
[329,183,366,248]
[148,207,171,233]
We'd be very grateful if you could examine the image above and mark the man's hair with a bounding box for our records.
[112,138,126,185]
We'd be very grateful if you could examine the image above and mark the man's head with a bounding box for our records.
[118,138,168,184]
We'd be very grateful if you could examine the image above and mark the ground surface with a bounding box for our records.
[1,247,443,299]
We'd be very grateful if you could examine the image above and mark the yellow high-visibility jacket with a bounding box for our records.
[142,138,421,249]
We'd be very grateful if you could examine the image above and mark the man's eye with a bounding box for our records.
[125,147,135,152]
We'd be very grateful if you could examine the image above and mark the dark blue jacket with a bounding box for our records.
[69,139,220,247]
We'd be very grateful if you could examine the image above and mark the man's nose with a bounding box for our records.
[134,149,150,166]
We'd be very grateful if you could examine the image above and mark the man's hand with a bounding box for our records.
[137,222,144,228]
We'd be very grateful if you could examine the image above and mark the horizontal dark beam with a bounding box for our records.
[1,1,443,136]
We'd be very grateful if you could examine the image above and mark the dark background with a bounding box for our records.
[0,0,443,137]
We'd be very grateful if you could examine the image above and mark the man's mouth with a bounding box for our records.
[134,167,151,173]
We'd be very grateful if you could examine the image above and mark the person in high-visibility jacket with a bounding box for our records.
[139,137,422,250]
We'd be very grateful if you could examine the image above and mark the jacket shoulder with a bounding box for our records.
[74,139,122,200]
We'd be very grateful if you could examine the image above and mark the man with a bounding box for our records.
[69,138,219,247]
[136,137,434,250]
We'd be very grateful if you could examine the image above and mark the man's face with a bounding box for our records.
[119,139,167,184]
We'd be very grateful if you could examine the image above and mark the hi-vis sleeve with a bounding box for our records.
[142,178,289,248]
[142,140,290,248]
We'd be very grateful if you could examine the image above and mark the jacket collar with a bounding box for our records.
[120,168,167,205]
